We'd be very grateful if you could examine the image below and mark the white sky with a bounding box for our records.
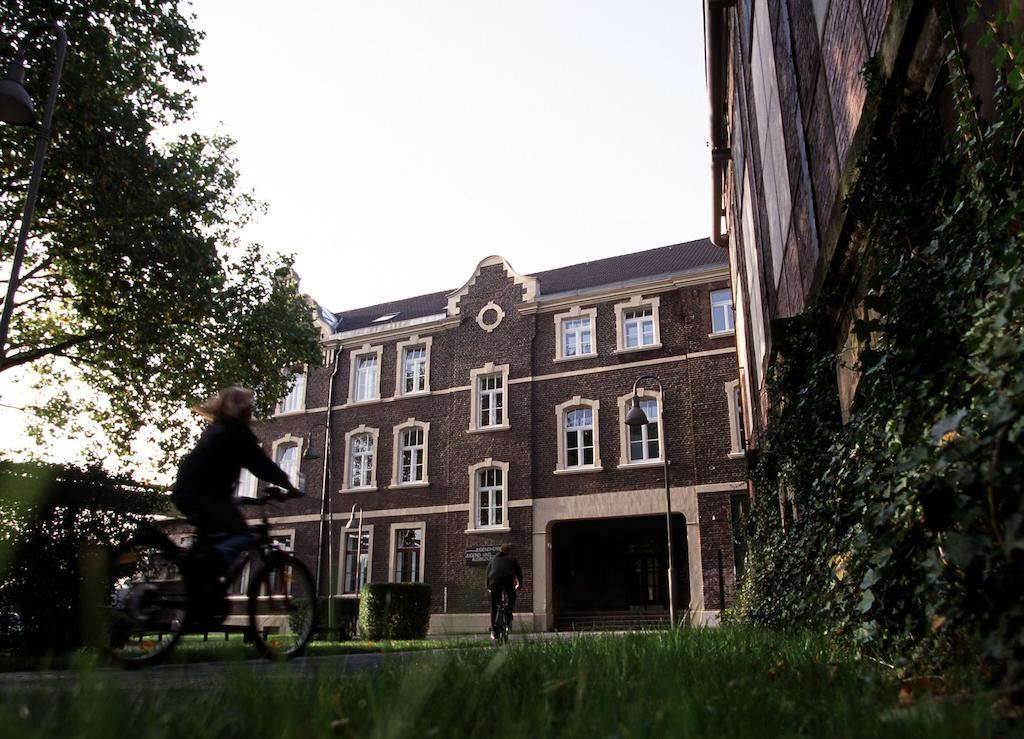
[188,0,712,312]
[0,0,712,463]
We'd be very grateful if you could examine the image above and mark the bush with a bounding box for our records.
[356,583,431,640]
[0,461,166,656]
[315,597,359,641]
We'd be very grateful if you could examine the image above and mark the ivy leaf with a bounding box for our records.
[930,409,968,441]
[858,590,876,614]
[860,568,881,590]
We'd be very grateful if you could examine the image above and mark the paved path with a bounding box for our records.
[0,631,607,692]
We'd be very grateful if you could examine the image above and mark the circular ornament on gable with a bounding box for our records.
[476,301,506,333]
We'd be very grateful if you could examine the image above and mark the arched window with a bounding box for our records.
[554,397,603,474]
[342,425,379,491]
[466,458,511,532]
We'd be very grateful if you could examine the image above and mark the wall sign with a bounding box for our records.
[465,545,501,566]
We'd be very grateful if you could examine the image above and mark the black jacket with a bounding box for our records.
[486,553,523,589]
[172,419,291,503]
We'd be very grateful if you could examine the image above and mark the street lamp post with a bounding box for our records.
[624,374,677,626]
[0,22,68,367]
[302,421,334,630]
[344,503,364,616]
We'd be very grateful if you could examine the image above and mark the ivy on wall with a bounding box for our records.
[732,7,1024,686]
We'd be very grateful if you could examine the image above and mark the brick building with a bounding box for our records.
[174,239,746,631]
[703,0,1018,445]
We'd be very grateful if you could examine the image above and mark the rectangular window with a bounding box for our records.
[733,386,746,451]
[628,399,660,462]
[623,307,655,348]
[478,374,504,428]
[229,534,292,595]
[276,371,306,414]
[711,289,735,334]
[350,433,374,488]
[476,468,505,528]
[236,467,259,498]
[394,527,423,582]
[561,317,593,358]
[342,530,370,595]
[400,427,425,483]
[275,444,299,486]
[355,354,379,402]
[565,407,595,468]
[402,346,427,394]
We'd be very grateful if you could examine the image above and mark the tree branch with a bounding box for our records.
[0,330,116,373]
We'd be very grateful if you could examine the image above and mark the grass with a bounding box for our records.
[0,627,1015,738]
[0,634,487,672]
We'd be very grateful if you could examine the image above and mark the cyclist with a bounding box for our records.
[171,386,301,591]
[485,544,523,639]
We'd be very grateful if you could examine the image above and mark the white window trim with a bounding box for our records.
[274,368,307,416]
[228,528,294,600]
[613,295,662,354]
[710,288,736,336]
[725,379,746,458]
[466,458,512,533]
[390,418,431,489]
[616,389,665,468]
[270,434,305,487]
[388,521,426,583]
[236,467,259,498]
[554,396,603,474]
[553,305,598,362]
[341,424,380,492]
[339,523,374,597]
[394,335,433,397]
[468,362,511,433]
[347,343,384,405]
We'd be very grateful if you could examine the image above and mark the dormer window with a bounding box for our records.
[373,312,400,324]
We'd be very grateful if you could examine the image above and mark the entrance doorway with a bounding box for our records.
[550,514,687,624]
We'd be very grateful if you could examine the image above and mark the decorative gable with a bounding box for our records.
[446,255,539,316]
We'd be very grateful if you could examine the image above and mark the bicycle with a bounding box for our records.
[493,587,512,645]
[95,487,317,667]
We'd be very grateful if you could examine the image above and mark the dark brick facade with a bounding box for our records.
[166,248,746,630]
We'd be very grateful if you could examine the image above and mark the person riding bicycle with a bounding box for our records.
[171,386,301,592]
[486,544,523,639]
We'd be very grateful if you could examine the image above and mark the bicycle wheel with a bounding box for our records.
[97,532,188,667]
[247,552,317,660]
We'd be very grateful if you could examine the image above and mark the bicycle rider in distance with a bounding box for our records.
[485,543,523,639]
[171,386,302,603]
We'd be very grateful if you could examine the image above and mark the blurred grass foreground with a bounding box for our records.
[0,628,1010,738]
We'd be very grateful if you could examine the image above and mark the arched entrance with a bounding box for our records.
[550,514,688,630]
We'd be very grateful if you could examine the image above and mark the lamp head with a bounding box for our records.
[624,396,650,427]
[302,443,321,461]
[345,504,361,529]
[0,62,34,126]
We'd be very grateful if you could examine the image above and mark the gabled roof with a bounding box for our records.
[330,238,724,333]
[531,238,724,295]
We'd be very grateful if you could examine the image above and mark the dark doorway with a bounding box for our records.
[551,515,688,622]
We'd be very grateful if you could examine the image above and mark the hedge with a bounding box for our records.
[356,583,431,640]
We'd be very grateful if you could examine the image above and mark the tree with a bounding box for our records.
[1,1,321,469]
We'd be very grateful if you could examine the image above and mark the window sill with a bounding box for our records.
[553,466,603,475]
[391,390,431,400]
[467,424,511,434]
[617,460,663,470]
[389,481,430,490]
[553,353,598,364]
[344,398,382,408]
[727,451,746,460]
[708,330,735,339]
[613,343,663,355]
[340,486,378,494]
[272,408,307,418]
[464,526,512,535]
